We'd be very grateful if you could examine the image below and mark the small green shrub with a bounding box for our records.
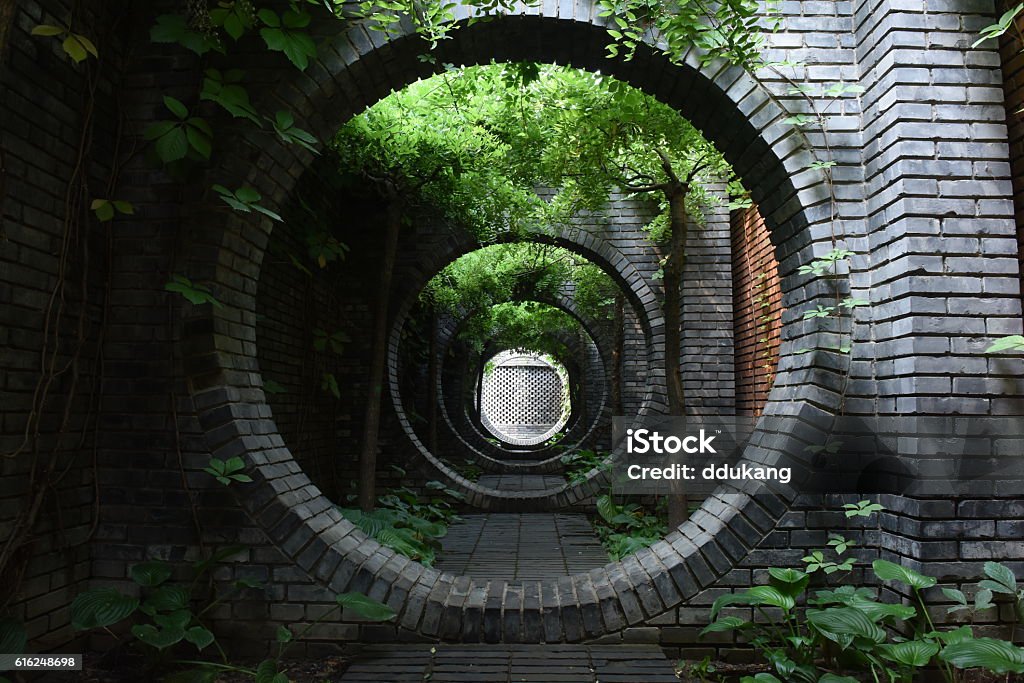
[68,551,394,682]
[338,482,463,566]
[560,449,611,485]
[593,493,668,561]
[694,501,1024,683]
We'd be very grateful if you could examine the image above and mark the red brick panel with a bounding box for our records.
[731,205,782,416]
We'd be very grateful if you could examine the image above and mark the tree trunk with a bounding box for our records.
[611,292,625,415]
[663,185,690,528]
[427,310,439,455]
[358,202,402,512]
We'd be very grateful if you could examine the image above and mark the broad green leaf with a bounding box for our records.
[929,625,974,645]
[710,591,754,620]
[0,616,27,655]
[184,626,214,651]
[879,639,939,667]
[872,559,936,589]
[131,622,185,650]
[71,588,139,630]
[744,585,796,612]
[276,625,293,643]
[146,585,190,612]
[255,659,280,683]
[336,592,397,621]
[768,567,809,598]
[699,615,749,635]
[940,638,1024,674]
[130,560,173,587]
[807,607,886,645]
[596,494,617,524]
[846,596,916,622]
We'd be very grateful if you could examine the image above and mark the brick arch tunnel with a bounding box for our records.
[5,0,1023,662]
[172,5,850,644]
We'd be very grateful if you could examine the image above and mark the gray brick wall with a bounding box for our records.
[2,0,1024,656]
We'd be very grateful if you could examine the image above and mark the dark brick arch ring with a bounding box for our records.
[177,6,851,642]
[429,296,612,474]
[417,288,617,477]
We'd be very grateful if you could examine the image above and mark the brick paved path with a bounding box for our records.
[476,474,568,491]
[436,513,609,581]
[338,644,680,682]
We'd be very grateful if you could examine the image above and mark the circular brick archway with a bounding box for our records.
[432,299,610,468]
[178,6,845,643]
[413,288,615,478]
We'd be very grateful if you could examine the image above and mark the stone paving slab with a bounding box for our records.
[437,513,609,581]
[339,644,679,682]
[476,474,567,491]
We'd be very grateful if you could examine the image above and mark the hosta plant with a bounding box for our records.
[70,550,394,682]
[698,503,1024,683]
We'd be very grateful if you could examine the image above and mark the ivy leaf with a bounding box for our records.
[164,96,189,120]
[201,69,262,125]
[321,372,340,399]
[263,379,286,394]
[31,24,66,37]
[186,123,212,159]
[210,3,254,40]
[271,110,319,153]
[259,10,317,70]
[980,561,1018,595]
[144,121,189,162]
[91,199,115,222]
[151,14,223,55]
[60,33,95,62]
[842,500,884,518]
[165,275,223,308]
[212,185,282,221]
[276,626,293,643]
[986,335,1024,354]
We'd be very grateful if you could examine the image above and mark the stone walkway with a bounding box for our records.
[476,474,567,491]
[338,644,680,682]
[437,513,609,581]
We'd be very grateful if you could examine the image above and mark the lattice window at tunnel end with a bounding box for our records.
[479,350,571,446]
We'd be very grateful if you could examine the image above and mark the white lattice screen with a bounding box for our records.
[480,351,570,446]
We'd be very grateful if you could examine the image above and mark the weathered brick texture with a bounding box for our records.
[731,205,783,416]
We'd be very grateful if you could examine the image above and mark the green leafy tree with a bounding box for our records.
[332,78,543,511]
[459,65,729,524]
